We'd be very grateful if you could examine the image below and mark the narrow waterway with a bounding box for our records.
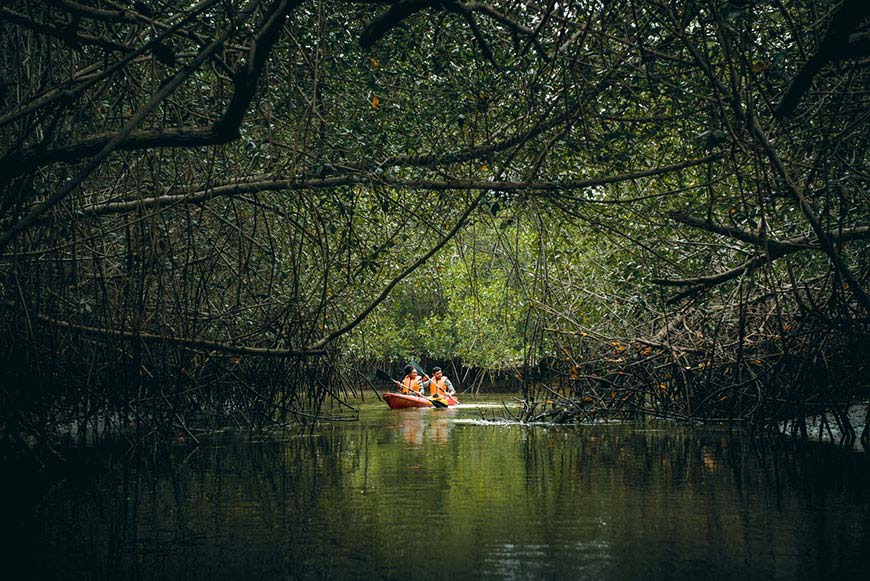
[8,395,870,580]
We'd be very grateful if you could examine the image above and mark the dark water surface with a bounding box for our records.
[7,395,870,580]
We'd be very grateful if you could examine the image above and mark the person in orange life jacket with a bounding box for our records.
[400,365,429,395]
[424,367,455,398]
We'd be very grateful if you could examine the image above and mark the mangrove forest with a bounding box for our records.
[2,0,870,446]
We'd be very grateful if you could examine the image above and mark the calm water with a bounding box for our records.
[7,395,870,580]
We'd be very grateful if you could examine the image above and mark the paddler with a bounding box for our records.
[424,367,456,399]
[399,365,428,396]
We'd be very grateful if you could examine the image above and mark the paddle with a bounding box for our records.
[375,369,449,408]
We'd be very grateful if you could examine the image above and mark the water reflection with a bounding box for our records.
[7,397,870,580]
[397,411,425,446]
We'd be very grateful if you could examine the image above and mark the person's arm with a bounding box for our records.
[444,378,455,394]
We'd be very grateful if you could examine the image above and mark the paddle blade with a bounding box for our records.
[430,397,449,409]
[408,360,426,376]
[375,369,394,383]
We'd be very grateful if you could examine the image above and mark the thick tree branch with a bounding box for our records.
[360,0,444,49]
[1,127,237,180]
[29,309,325,357]
[668,211,796,254]
[67,153,724,220]
[655,215,870,304]
[216,0,298,133]
[0,6,134,53]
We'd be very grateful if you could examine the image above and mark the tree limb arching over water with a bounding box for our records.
[1,0,868,448]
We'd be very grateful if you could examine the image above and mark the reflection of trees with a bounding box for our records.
[11,418,870,578]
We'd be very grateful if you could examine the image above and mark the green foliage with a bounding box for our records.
[348,211,531,368]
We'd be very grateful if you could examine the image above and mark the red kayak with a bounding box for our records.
[383,392,461,409]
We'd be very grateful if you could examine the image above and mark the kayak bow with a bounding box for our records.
[382,391,460,409]
[383,392,437,409]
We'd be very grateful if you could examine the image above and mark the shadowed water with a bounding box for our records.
[6,395,870,580]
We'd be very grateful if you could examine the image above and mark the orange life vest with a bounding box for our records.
[401,377,422,395]
[429,377,448,397]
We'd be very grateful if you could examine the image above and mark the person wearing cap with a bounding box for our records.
[399,365,428,395]
[425,367,455,398]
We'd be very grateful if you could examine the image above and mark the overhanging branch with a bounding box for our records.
[654,213,870,304]
[66,153,725,221]
[27,309,325,357]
